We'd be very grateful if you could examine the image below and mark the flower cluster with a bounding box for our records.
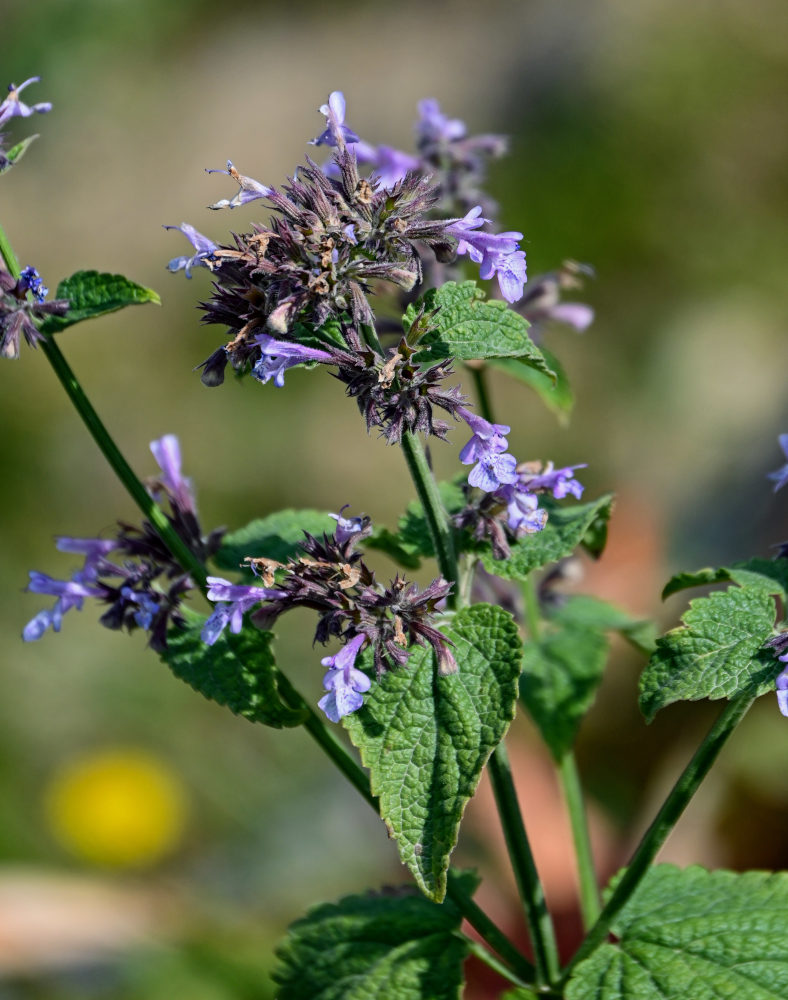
[0,265,68,359]
[165,92,528,386]
[23,436,223,651]
[453,406,585,558]
[202,510,455,722]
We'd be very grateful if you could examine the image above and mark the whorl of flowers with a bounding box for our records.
[203,510,456,721]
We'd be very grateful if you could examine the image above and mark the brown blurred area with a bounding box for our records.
[1,0,787,995]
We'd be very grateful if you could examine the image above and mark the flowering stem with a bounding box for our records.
[0,222,208,592]
[461,937,530,990]
[467,363,493,423]
[558,751,601,928]
[523,574,601,928]
[560,692,755,985]
[488,742,561,988]
[400,431,458,604]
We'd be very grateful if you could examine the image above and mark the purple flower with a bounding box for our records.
[519,462,587,500]
[447,206,527,303]
[22,572,105,641]
[149,434,197,516]
[0,78,52,127]
[251,334,333,386]
[416,99,466,144]
[206,160,273,210]
[329,506,367,545]
[18,266,47,302]
[310,92,360,148]
[367,145,421,189]
[777,659,788,718]
[498,485,549,535]
[318,633,371,722]
[768,434,788,492]
[163,223,218,278]
[457,406,511,463]
[54,536,119,579]
[545,303,595,331]
[468,451,519,492]
[201,576,287,645]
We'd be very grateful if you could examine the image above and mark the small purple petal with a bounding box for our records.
[548,303,595,331]
[468,452,519,492]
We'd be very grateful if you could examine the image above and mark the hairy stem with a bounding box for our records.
[400,430,458,603]
[488,743,561,987]
[559,751,601,928]
[561,692,755,984]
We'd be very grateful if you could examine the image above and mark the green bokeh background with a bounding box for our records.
[1,1,787,996]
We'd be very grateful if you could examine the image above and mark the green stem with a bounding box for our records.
[522,576,600,928]
[560,692,755,984]
[468,363,494,423]
[400,430,458,603]
[0,222,207,592]
[558,752,601,928]
[488,742,560,987]
[461,937,530,990]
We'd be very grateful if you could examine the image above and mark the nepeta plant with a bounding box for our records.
[5,81,788,999]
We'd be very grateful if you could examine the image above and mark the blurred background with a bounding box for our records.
[1,0,787,996]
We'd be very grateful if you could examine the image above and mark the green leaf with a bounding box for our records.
[272,872,480,1000]
[639,584,778,722]
[404,281,554,376]
[489,346,574,423]
[291,317,348,352]
[553,594,657,655]
[501,991,538,1000]
[661,559,788,602]
[567,865,788,1000]
[0,134,39,175]
[161,610,307,728]
[479,494,615,580]
[38,270,160,333]
[214,509,335,575]
[521,625,609,760]
[343,605,522,901]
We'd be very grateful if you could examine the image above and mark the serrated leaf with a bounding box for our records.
[567,865,788,1000]
[639,584,778,722]
[272,873,479,1000]
[161,610,306,728]
[553,594,657,655]
[489,346,574,423]
[404,281,554,376]
[662,559,788,603]
[521,625,609,760]
[479,494,615,580]
[343,605,522,901]
[214,509,335,575]
[0,134,39,175]
[38,270,160,333]
[291,317,348,352]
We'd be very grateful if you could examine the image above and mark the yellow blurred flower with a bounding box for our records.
[44,748,188,869]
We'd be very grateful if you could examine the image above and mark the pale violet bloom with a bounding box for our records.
[329,506,366,545]
[447,206,526,303]
[519,462,587,500]
[206,160,273,210]
[318,633,371,722]
[311,91,360,147]
[54,537,119,580]
[201,577,287,645]
[0,78,52,126]
[468,451,519,492]
[150,434,197,515]
[251,334,333,387]
[777,660,788,717]
[457,406,510,464]
[163,223,218,278]
[546,303,595,331]
[22,572,104,641]
[416,98,466,144]
[498,485,548,536]
[768,434,788,492]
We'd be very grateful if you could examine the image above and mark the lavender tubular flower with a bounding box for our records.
[518,461,587,500]
[318,634,371,722]
[519,261,595,338]
[251,334,333,386]
[163,223,218,277]
[201,577,287,645]
[23,573,105,641]
[0,78,52,126]
[310,91,360,148]
[447,206,526,303]
[207,160,273,210]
